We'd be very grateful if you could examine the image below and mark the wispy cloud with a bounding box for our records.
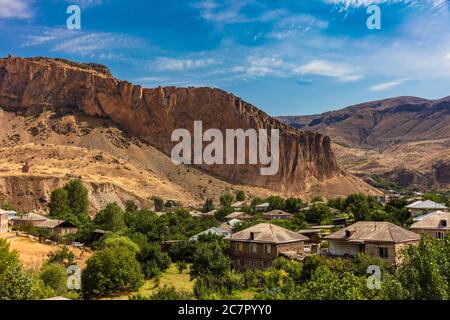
[294,60,363,82]
[232,56,285,77]
[0,0,32,19]
[192,0,286,24]
[154,57,221,71]
[22,28,145,57]
[370,78,409,91]
[322,0,447,9]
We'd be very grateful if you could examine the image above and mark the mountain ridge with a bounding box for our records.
[278,96,450,190]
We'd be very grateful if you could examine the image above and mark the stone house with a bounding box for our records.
[229,223,309,270]
[324,221,420,265]
[34,219,78,236]
[263,210,293,221]
[225,212,253,221]
[410,211,450,239]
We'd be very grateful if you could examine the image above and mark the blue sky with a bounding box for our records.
[1,0,450,116]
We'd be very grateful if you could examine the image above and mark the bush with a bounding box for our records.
[40,263,68,296]
[151,196,164,212]
[136,243,171,279]
[47,246,76,268]
[82,246,144,299]
[94,203,126,232]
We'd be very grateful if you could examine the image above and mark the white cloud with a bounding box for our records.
[322,0,447,8]
[268,14,329,39]
[294,60,362,82]
[232,56,285,77]
[370,78,409,91]
[23,28,144,56]
[192,0,286,24]
[0,0,32,19]
[154,57,221,71]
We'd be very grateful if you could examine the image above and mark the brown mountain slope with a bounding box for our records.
[278,97,450,190]
[0,56,378,212]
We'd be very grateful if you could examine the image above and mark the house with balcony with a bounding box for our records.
[324,221,420,265]
[230,223,309,270]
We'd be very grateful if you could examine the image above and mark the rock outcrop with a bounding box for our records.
[0,56,342,193]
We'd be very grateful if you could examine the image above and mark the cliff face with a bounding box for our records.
[0,56,341,193]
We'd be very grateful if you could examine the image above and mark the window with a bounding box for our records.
[251,260,257,267]
[237,243,244,252]
[250,244,257,254]
[437,232,445,239]
[379,247,389,258]
[265,244,272,255]
[239,259,245,267]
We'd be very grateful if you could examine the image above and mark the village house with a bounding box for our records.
[11,213,48,228]
[263,210,293,221]
[406,200,448,217]
[189,227,231,241]
[34,219,78,236]
[254,202,270,212]
[324,221,420,265]
[410,211,450,239]
[230,201,249,211]
[225,211,253,221]
[297,229,323,244]
[218,218,241,233]
[0,210,8,233]
[229,223,309,270]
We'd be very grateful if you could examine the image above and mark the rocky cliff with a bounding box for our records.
[0,56,342,193]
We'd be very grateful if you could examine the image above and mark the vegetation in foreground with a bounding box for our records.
[1,180,449,300]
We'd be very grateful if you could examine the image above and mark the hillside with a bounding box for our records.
[278,96,450,190]
[0,56,378,213]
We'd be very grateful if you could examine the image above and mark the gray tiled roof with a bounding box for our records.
[231,223,309,243]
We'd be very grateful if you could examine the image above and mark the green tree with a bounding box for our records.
[304,203,333,225]
[293,266,366,300]
[220,193,235,207]
[396,236,450,299]
[151,195,164,212]
[47,246,76,268]
[0,239,19,274]
[284,198,306,213]
[267,196,285,210]
[94,203,126,232]
[48,188,70,218]
[235,190,246,202]
[190,242,230,278]
[63,180,89,223]
[136,243,171,279]
[202,198,215,213]
[103,235,140,253]
[40,263,68,296]
[82,246,144,299]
